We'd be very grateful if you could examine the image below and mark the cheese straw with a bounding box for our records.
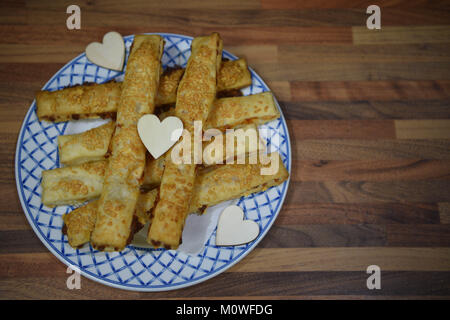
[62,154,288,249]
[147,33,223,249]
[41,160,107,207]
[63,189,158,249]
[36,59,251,122]
[58,121,115,165]
[57,91,278,166]
[44,123,267,206]
[36,81,121,122]
[90,35,163,252]
[189,153,288,213]
[205,92,280,130]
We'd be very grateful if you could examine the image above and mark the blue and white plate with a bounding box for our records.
[15,33,291,291]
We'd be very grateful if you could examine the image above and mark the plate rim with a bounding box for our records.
[14,32,292,292]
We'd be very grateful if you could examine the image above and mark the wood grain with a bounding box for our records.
[252,61,450,81]
[290,80,450,102]
[1,0,449,300]
[295,139,450,160]
[261,0,449,10]
[276,203,440,225]
[395,120,450,139]
[258,224,387,247]
[440,203,450,224]
[1,272,450,299]
[290,120,396,139]
[278,43,450,64]
[286,180,450,203]
[353,26,450,45]
[280,100,450,120]
[292,160,450,181]
[229,248,450,272]
[0,25,354,45]
[387,224,450,246]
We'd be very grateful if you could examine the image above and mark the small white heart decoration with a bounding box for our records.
[137,114,183,159]
[85,31,125,71]
[216,205,260,246]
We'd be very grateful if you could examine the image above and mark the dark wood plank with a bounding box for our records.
[252,62,450,82]
[280,100,450,120]
[440,203,450,224]
[18,8,450,27]
[1,247,448,298]
[279,43,450,64]
[230,247,450,272]
[25,0,262,11]
[0,230,47,254]
[291,80,450,102]
[295,139,450,160]
[0,25,353,45]
[353,26,450,45]
[0,140,17,184]
[1,271,450,298]
[0,63,63,83]
[259,224,386,247]
[292,160,450,181]
[286,180,450,203]
[261,0,448,9]
[276,203,440,225]
[387,224,450,246]
[0,212,31,231]
[289,120,395,139]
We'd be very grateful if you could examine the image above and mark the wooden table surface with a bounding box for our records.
[1,0,450,300]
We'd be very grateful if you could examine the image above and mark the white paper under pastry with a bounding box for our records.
[63,118,110,136]
[132,200,234,255]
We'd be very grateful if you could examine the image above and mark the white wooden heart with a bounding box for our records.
[85,31,125,71]
[137,114,183,159]
[216,205,260,246]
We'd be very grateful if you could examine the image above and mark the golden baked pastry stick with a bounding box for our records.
[41,160,107,207]
[189,153,288,213]
[36,81,121,122]
[58,91,278,165]
[159,91,279,130]
[205,92,280,130]
[62,189,158,249]
[142,123,266,186]
[217,58,251,92]
[62,200,97,248]
[44,123,266,206]
[62,154,288,249]
[147,33,223,249]
[90,35,163,252]
[58,121,115,165]
[36,58,251,122]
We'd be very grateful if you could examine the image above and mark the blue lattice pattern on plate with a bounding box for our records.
[15,33,291,291]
